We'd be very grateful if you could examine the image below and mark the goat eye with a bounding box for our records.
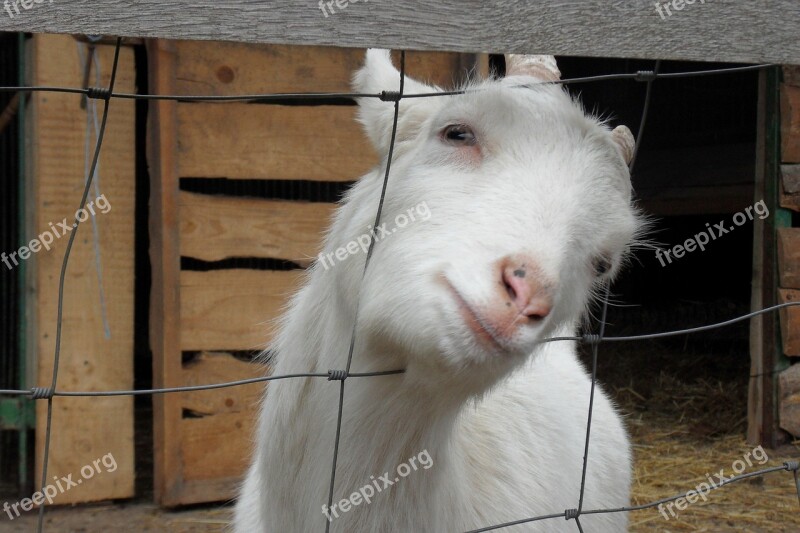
[441,124,476,146]
[593,257,612,276]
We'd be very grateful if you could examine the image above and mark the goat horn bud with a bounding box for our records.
[611,125,636,165]
[504,54,561,81]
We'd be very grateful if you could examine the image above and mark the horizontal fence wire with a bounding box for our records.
[1,301,799,400]
[0,63,774,103]
[0,37,796,532]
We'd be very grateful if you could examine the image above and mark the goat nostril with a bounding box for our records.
[523,298,552,321]
[504,280,517,301]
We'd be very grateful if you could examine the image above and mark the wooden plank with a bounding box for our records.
[174,41,473,95]
[748,68,783,447]
[778,289,800,357]
[781,83,800,163]
[2,1,799,64]
[177,104,376,181]
[784,66,800,87]
[179,192,334,266]
[181,352,266,416]
[779,190,800,212]
[777,228,800,289]
[29,34,135,503]
[146,39,185,507]
[782,164,800,194]
[779,363,800,437]
[180,270,303,351]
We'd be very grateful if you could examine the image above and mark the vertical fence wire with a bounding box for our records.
[324,51,406,533]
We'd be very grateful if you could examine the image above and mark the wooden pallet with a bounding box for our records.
[778,66,800,438]
[147,39,487,506]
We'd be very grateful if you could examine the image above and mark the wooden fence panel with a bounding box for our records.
[29,34,135,504]
[149,38,485,506]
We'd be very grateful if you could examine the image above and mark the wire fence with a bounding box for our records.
[1,37,799,532]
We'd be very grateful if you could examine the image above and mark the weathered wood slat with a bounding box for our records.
[781,83,800,163]
[174,41,472,95]
[181,352,267,416]
[180,269,303,351]
[780,189,800,212]
[147,39,185,507]
[782,164,800,194]
[778,289,800,357]
[177,104,376,181]
[779,364,800,437]
[778,228,800,289]
[179,192,334,265]
[30,34,135,504]
[1,1,798,64]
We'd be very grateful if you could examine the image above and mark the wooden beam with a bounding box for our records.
[778,289,800,357]
[781,83,800,163]
[748,68,784,447]
[146,39,185,506]
[1,1,798,64]
[777,228,800,289]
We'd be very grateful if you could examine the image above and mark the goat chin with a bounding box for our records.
[234,49,639,533]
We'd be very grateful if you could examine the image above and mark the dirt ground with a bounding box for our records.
[2,336,799,533]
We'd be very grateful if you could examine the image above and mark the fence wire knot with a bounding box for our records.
[379,90,401,102]
[582,333,602,345]
[327,369,349,381]
[634,70,658,82]
[785,461,799,471]
[564,508,580,520]
[30,387,55,400]
[85,87,112,100]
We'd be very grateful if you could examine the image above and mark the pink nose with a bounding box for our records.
[500,255,552,321]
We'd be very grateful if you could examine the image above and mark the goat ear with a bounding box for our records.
[611,125,636,165]
[353,49,440,155]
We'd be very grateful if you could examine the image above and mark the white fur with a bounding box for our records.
[234,50,640,532]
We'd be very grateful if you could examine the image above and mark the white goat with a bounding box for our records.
[234,50,642,532]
